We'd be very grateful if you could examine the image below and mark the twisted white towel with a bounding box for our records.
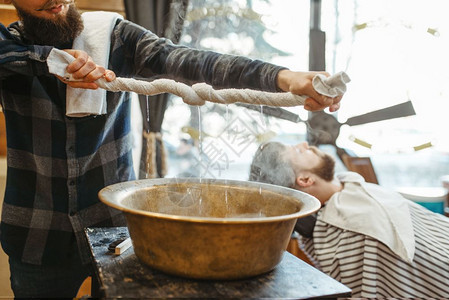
[47,15,350,116]
[48,47,350,113]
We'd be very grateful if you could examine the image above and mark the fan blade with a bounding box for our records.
[235,103,303,123]
[345,100,415,126]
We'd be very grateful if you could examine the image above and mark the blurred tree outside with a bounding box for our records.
[181,0,288,59]
[180,0,288,133]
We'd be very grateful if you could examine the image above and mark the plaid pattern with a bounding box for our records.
[0,18,285,265]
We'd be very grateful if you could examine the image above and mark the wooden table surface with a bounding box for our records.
[85,227,351,299]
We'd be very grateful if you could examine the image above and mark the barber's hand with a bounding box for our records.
[277,70,342,112]
[57,49,116,89]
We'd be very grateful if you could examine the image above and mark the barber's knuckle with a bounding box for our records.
[69,73,79,80]
[85,61,96,69]
[319,96,330,105]
[305,98,315,108]
[77,56,87,65]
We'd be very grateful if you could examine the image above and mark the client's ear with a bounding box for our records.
[295,174,315,188]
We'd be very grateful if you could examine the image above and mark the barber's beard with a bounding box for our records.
[16,4,83,46]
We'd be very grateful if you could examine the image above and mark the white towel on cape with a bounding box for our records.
[319,171,415,262]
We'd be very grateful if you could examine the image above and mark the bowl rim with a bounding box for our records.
[98,177,321,224]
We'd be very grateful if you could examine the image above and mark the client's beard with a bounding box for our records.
[16,4,83,46]
[309,146,336,182]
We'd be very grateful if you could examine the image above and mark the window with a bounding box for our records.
[162,0,449,188]
[322,0,449,188]
[162,0,311,180]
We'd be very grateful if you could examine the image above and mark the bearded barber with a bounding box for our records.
[0,0,342,297]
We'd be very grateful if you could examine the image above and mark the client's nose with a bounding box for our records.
[299,141,308,148]
[295,142,309,151]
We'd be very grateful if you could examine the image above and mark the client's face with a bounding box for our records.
[287,142,335,181]
[9,0,83,45]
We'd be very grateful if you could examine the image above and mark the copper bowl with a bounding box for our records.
[98,178,321,280]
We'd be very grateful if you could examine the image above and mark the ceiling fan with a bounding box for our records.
[236,100,416,159]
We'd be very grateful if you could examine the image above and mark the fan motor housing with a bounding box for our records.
[307,111,341,146]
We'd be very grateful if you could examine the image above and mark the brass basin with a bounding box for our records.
[98,178,321,280]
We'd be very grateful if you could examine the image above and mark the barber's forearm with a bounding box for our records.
[164,48,285,92]
[121,20,284,92]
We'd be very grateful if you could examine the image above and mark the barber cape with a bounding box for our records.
[319,172,415,262]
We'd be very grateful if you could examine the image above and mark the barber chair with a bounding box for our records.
[341,154,378,184]
[286,232,314,266]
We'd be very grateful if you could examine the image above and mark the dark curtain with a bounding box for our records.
[124,0,189,179]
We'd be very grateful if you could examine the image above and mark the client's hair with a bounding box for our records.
[249,142,295,188]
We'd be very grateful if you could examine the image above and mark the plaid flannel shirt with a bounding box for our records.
[0,18,285,265]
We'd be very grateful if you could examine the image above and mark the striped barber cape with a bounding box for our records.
[301,202,449,298]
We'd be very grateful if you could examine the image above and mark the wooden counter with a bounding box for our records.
[85,227,351,299]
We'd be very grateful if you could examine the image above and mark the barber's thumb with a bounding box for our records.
[323,96,333,106]
[104,70,116,81]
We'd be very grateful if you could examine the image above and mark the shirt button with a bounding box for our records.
[69,211,76,216]
[69,180,75,186]
[68,146,74,152]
